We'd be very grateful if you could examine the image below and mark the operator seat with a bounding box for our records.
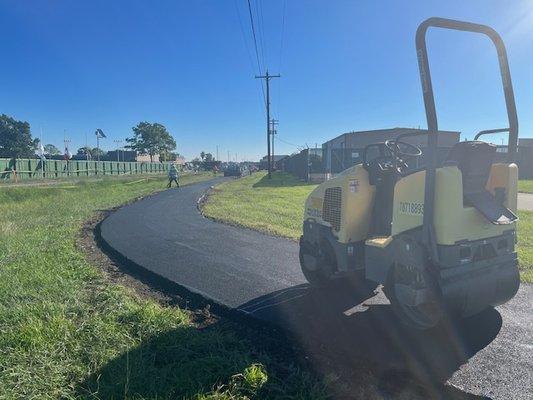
[445,141,496,196]
[445,140,517,224]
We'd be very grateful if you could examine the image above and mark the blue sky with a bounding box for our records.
[0,0,531,161]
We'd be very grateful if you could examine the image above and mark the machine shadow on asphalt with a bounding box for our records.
[76,257,502,399]
[238,282,503,387]
[93,213,503,398]
[92,177,512,399]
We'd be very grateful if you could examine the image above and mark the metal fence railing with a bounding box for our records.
[279,148,324,182]
[0,158,170,182]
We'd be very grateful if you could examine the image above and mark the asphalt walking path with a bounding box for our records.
[518,192,533,211]
[100,178,532,399]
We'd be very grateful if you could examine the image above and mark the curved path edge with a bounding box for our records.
[98,177,532,399]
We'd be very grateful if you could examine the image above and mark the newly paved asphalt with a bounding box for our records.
[518,192,533,211]
[101,178,304,307]
[100,178,532,399]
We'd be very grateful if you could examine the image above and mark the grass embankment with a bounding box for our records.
[518,179,533,193]
[204,172,533,283]
[0,173,327,399]
[203,172,317,239]
[517,211,533,282]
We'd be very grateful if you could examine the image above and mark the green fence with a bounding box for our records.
[0,158,170,182]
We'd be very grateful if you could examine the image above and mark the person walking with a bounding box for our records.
[167,164,179,188]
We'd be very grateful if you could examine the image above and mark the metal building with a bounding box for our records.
[322,127,460,174]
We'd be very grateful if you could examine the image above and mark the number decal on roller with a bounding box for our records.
[399,201,424,215]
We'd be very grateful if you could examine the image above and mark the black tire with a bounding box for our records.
[383,235,446,330]
[385,262,443,330]
[299,241,336,287]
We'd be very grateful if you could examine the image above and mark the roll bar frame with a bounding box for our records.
[474,127,510,141]
[415,17,518,262]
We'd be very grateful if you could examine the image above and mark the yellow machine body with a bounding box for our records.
[304,163,518,246]
[304,165,375,244]
[300,17,520,329]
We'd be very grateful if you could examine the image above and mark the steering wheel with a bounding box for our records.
[369,156,394,171]
[384,140,422,173]
[384,140,422,158]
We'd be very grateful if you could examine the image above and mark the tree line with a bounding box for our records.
[0,114,178,162]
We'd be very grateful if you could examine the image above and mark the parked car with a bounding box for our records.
[223,164,243,177]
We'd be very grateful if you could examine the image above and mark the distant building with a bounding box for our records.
[519,138,533,147]
[322,127,460,174]
[136,153,158,162]
[279,148,324,183]
[259,154,289,170]
[173,156,186,165]
[512,138,533,179]
[106,150,137,162]
[48,150,163,162]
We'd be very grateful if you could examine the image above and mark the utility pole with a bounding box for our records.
[40,127,45,179]
[270,119,278,170]
[255,70,280,179]
[95,129,106,163]
[63,135,71,176]
[85,132,90,161]
[227,150,230,163]
[63,137,71,159]
[216,145,219,161]
[114,139,122,162]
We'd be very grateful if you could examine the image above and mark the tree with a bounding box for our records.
[91,147,106,159]
[191,157,201,168]
[44,144,61,156]
[125,122,176,162]
[200,151,206,161]
[77,146,92,156]
[0,114,37,158]
[161,151,182,162]
[204,153,214,162]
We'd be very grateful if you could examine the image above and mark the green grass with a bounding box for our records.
[517,211,533,283]
[204,172,533,283]
[203,172,317,239]
[0,173,328,399]
[518,180,533,193]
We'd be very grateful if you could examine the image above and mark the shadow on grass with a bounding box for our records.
[79,220,325,399]
[76,278,498,399]
[77,321,293,399]
[252,171,316,188]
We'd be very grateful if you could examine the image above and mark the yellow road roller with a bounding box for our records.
[299,17,520,329]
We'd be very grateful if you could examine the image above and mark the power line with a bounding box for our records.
[234,0,266,112]
[254,1,270,114]
[275,0,286,119]
[278,0,286,71]
[246,0,263,75]
[244,0,268,109]
[256,0,268,70]
[276,136,303,149]
[234,0,256,78]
